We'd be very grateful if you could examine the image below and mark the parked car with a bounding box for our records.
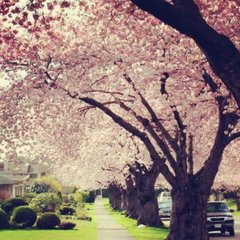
[158,191,171,202]
[158,201,172,218]
[207,201,235,236]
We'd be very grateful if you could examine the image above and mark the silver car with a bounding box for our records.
[158,201,172,218]
[207,201,235,236]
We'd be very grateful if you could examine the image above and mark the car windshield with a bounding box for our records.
[207,202,229,213]
[159,202,172,208]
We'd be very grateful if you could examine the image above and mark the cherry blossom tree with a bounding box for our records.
[0,1,240,239]
[124,0,240,106]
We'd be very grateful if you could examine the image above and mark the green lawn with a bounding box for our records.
[104,202,169,240]
[226,199,240,217]
[0,204,97,240]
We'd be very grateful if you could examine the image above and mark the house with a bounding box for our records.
[0,175,17,201]
[0,175,29,201]
[0,160,50,201]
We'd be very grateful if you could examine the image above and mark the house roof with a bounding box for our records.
[1,161,50,175]
[0,175,18,185]
[10,175,30,182]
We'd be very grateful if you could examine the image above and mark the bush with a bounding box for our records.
[30,176,62,194]
[59,222,76,230]
[36,212,61,229]
[73,192,84,206]
[29,182,53,194]
[59,206,75,215]
[0,209,9,229]
[30,192,61,213]
[11,206,37,228]
[1,203,13,215]
[1,197,28,214]
[223,191,237,200]
[24,192,38,203]
[61,194,71,205]
[76,207,91,221]
[86,191,96,203]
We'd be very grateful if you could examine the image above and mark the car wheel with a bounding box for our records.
[229,227,235,236]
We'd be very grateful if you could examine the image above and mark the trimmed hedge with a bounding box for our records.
[12,206,37,228]
[0,209,9,229]
[36,212,61,229]
[59,222,76,230]
[59,206,75,215]
[1,197,28,214]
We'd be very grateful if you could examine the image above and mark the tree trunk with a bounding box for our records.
[167,186,210,240]
[127,162,162,227]
[125,190,139,219]
[124,175,139,219]
[137,189,161,227]
[212,189,223,201]
[109,183,122,211]
[236,196,240,211]
[112,190,122,211]
[121,189,128,212]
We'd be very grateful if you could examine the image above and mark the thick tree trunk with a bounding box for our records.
[109,183,122,211]
[128,162,162,227]
[121,189,128,212]
[125,192,138,219]
[167,186,210,240]
[137,189,161,227]
[124,175,139,219]
[125,190,139,219]
[236,196,240,211]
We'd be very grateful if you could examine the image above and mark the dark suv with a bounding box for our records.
[207,201,235,236]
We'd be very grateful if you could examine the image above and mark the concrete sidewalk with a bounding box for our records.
[95,197,136,240]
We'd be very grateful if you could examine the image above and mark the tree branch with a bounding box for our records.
[228,132,240,143]
[195,96,239,189]
[119,101,178,175]
[84,89,135,99]
[130,0,240,108]
[202,69,219,93]
[123,73,179,153]
[187,134,193,175]
[63,88,176,186]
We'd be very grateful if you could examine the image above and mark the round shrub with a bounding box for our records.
[59,206,75,215]
[1,203,13,215]
[59,222,76,230]
[30,192,61,213]
[12,206,37,228]
[0,209,9,229]
[36,212,61,229]
[2,198,28,214]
